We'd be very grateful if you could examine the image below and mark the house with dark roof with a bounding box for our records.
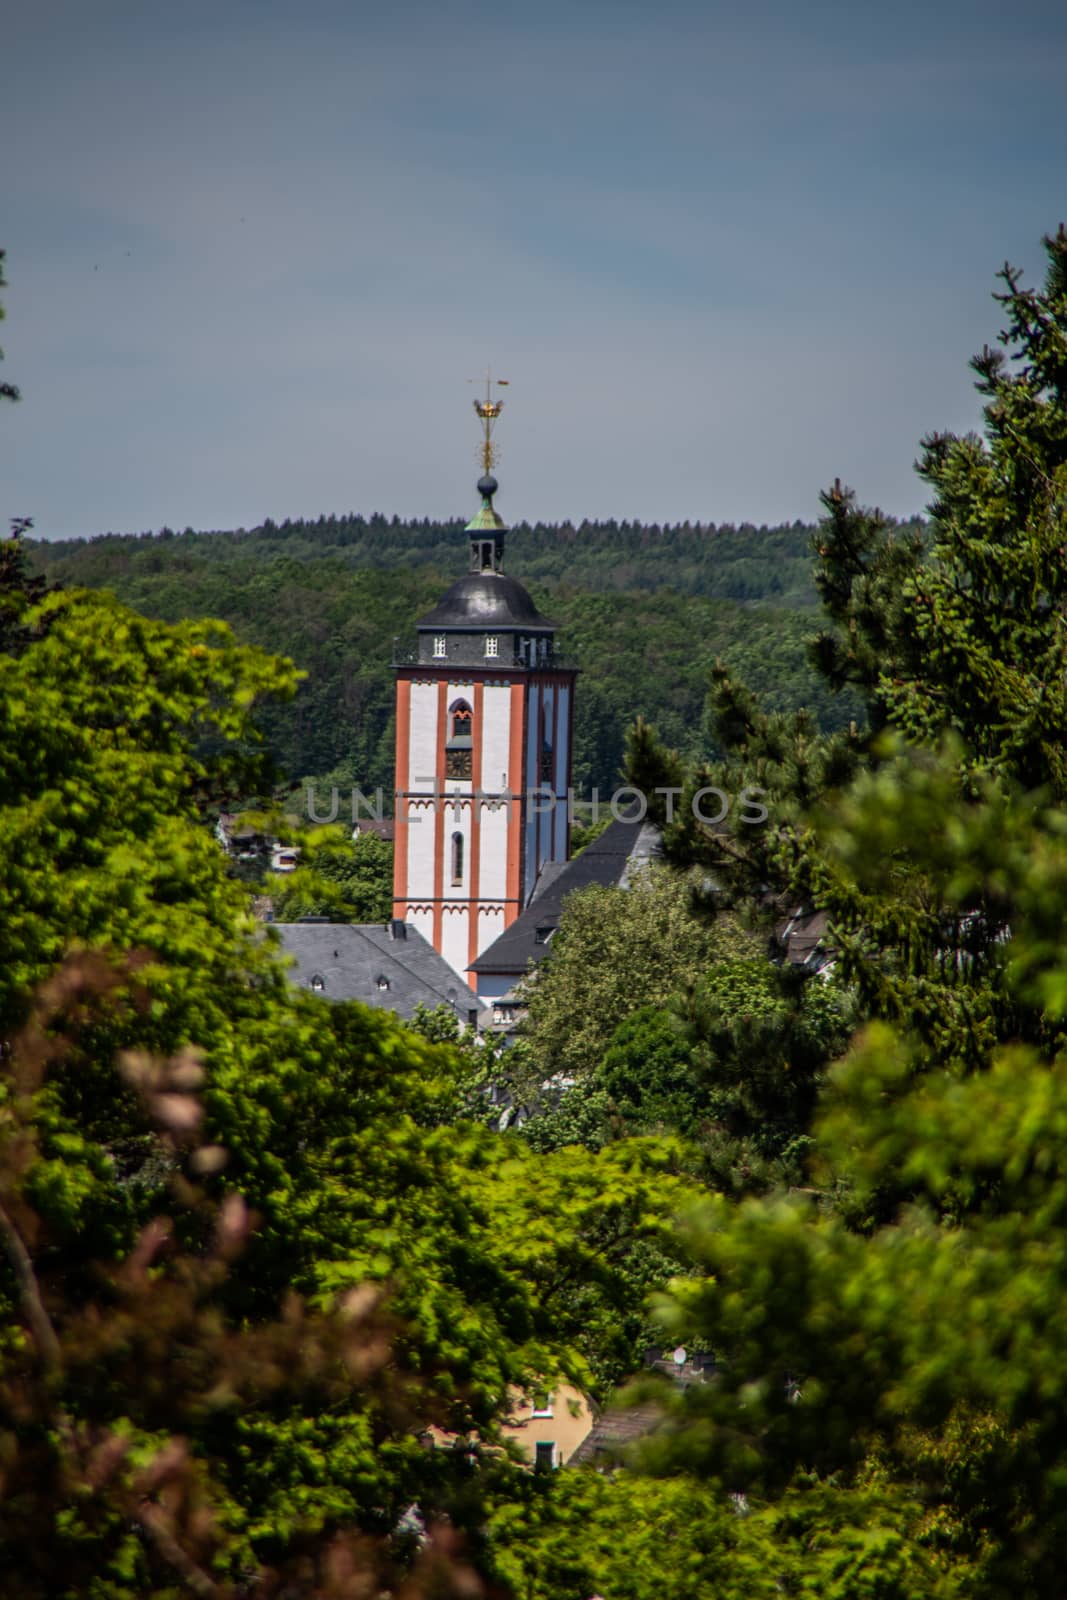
[774,904,833,974]
[215,812,270,866]
[470,818,661,1005]
[273,919,481,1026]
[431,1346,715,1476]
[351,817,395,843]
[568,1348,717,1469]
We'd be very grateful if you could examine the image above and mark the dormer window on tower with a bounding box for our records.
[433,635,447,658]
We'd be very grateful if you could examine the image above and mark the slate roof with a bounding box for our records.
[469,818,653,977]
[273,921,481,1023]
[416,573,555,632]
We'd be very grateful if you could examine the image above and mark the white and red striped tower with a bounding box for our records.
[392,380,576,986]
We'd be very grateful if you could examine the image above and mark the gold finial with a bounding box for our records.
[468,367,509,476]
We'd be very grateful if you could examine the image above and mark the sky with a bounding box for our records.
[3,0,1066,539]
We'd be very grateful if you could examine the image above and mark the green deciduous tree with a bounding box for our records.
[0,958,467,1600]
[518,866,754,1087]
[270,826,394,923]
[517,953,850,1207]
[595,961,851,1184]
[484,1466,968,1600]
[0,586,300,1042]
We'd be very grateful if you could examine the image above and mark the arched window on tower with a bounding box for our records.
[446,699,473,780]
[451,831,464,885]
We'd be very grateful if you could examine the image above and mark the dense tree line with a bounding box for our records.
[33,512,925,608]
[27,543,864,798]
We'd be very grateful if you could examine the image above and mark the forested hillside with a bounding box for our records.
[35,513,847,604]
[29,516,874,795]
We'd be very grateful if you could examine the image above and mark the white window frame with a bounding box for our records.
[433,635,447,658]
[485,634,499,659]
[531,1392,554,1418]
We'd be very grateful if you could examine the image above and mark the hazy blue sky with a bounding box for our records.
[3,0,1066,538]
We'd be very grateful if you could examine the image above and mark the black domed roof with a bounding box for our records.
[417,573,555,631]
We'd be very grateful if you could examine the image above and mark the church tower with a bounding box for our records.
[392,379,576,985]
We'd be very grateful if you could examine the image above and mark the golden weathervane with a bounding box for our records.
[468,367,509,476]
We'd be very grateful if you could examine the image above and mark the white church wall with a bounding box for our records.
[394,620,577,983]
[440,905,470,979]
[475,906,505,964]
[404,799,437,901]
[552,797,568,860]
[408,904,435,946]
[479,801,510,901]
[408,681,439,792]
[524,682,540,900]
[442,801,471,901]
[481,683,512,795]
